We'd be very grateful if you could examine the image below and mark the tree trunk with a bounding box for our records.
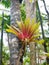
[30,42,36,65]
[8,0,23,65]
[24,0,36,65]
[25,0,36,19]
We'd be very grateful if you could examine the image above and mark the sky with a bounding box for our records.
[38,0,49,14]
[0,4,10,46]
[0,0,49,46]
[38,0,49,37]
[0,4,10,15]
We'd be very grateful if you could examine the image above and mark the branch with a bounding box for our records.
[42,0,49,15]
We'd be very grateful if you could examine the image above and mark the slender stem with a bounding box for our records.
[36,1,45,39]
[42,0,49,15]
[0,12,4,65]
[36,0,47,52]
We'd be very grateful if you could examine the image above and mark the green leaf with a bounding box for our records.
[36,39,44,44]
[1,0,10,8]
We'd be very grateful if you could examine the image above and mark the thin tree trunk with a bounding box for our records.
[36,0,45,39]
[25,0,36,19]
[24,0,36,65]
[0,12,4,65]
[8,0,23,65]
[29,42,36,65]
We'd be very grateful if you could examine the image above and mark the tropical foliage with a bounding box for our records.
[6,18,42,44]
[2,45,10,65]
[0,0,49,65]
[1,0,10,8]
[20,4,26,21]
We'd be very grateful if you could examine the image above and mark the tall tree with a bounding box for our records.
[24,0,36,65]
[8,0,23,65]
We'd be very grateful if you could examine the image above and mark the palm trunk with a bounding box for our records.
[8,0,23,65]
[25,0,36,65]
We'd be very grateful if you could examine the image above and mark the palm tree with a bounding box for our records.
[8,0,23,65]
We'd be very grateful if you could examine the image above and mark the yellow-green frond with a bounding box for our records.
[36,39,44,44]
[31,18,36,24]
[45,53,49,57]
[16,21,22,29]
[11,25,21,33]
[29,0,32,3]
[6,24,12,29]
[24,18,30,27]
[6,29,18,36]
[29,34,40,41]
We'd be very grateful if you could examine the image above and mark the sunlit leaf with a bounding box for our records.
[45,53,49,57]
[36,39,44,44]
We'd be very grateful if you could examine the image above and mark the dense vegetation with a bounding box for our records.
[0,0,49,65]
